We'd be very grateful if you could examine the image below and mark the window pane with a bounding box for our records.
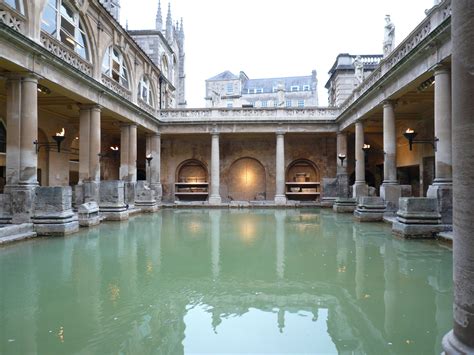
[5,0,16,9]
[102,49,110,74]
[60,3,75,24]
[41,4,58,35]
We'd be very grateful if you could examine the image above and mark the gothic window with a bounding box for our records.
[138,76,154,106]
[0,122,6,153]
[102,47,130,88]
[298,100,305,107]
[226,83,233,95]
[5,0,24,13]
[41,0,89,60]
[261,100,268,108]
[286,100,292,107]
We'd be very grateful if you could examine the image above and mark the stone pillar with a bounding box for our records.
[209,131,221,205]
[274,130,287,205]
[353,121,368,198]
[120,124,137,208]
[442,1,474,353]
[146,133,162,201]
[89,106,101,183]
[337,132,347,175]
[380,101,401,211]
[427,66,453,224]
[4,74,38,223]
[336,132,350,199]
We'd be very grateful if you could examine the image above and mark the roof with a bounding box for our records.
[206,71,239,81]
[243,75,315,93]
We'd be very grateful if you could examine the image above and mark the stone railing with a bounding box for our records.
[338,0,451,116]
[137,98,156,116]
[101,74,132,101]
[40,32,93,77]
[160,107,339,122]
[0,4,25,33]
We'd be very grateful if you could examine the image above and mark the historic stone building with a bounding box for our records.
[0,0,473,351]
[205,70,318,108]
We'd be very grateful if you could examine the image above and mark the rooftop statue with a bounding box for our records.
[383,15,395,57]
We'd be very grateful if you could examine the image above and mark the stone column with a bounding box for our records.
[146,133,162,201]
[442,1,474,353]
[427,66,453,224]
[274,130,287,205]
[353,121,368,198]
[336,132,349,198]
[380,101,401,211]
[209,131,221,205]
[4,74,38,223]
[79,105,101,183]
[337,132,347,175]
[120,124,137,208]
[19,75,38,185]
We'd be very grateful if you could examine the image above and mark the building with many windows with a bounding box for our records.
[205,70,318,108]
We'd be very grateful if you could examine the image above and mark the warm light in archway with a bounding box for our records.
[241,164,254,186]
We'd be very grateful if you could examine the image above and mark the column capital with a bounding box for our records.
[210,125,219,136]
[382,99,396,108]
[433,63,450,76]
[147,131,161,138]
[275,129,286,136]
[79,103,102,112]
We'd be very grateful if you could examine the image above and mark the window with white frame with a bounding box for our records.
[256,88,263,93]
[303,85,310,91]
[273,100,278,107]
[138,76,154,106]
[227,101,233,108]
[298,100,305,107]
[102,47,130,88]
[41,0,89,60]
[286,100,292,107]
[261,100,268,108]
[226,83,234,95]
[290,85,299,92]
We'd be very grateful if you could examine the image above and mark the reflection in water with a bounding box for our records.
[0,209,452,354]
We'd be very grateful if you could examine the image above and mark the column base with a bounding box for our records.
[150,183,163,203]
[442,330,474,354]
[78,202,100,227]
[380,183,401,212]
[124,181,136,209]
[427,183,453,225]
[352,183,368,200]
[209,195,222,205]
[274,194,287,206]
[333,198,357,213]
[4,184,38,224]
[354,197,386,222]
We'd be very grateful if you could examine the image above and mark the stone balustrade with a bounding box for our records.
[40,32,93,77]
[160,107,339,122]
[0,4,25,34]
[101,74,132,102]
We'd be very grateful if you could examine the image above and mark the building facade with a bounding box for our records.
[205,70,318,108]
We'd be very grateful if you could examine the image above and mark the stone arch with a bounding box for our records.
[175,159,208,183]
[227,157,266,201]
[286,158,320,182]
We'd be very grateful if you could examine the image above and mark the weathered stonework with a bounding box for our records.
[32,186,79,236]
[427,184,452,225]
[99,181,129,221]
[78,201,100,227]
[333,198,357,213]
[354,197,386,222]
[392,198,445,239]
[135,181,158,212]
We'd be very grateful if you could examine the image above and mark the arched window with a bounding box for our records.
[5,0,24,13]
[102,46,129,88]
[41,0,89,60]
[138,76,154,106]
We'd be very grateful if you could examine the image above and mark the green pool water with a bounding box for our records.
[0,209,452,354]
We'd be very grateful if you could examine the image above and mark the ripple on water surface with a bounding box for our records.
[0,209,452,354]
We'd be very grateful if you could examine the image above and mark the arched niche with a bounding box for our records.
[176,159,208,183]
[228,157,266,201]
[286,159,320,182]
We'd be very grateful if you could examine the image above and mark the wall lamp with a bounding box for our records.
[145,154,153,167]
[362,144,371,152]
[403,128,438,151]
[338,154,346,166]
[34,128,65,153]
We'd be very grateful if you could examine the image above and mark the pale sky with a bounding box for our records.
[120,0,435,107]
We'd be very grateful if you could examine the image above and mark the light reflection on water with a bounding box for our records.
[0,209,452,354]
